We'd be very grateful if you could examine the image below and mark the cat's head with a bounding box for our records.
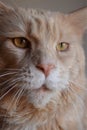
[0,1,87,111]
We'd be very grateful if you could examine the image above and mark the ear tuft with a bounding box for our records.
[0,1,13,12]
[68,7,87,34]
[0,1,8,8]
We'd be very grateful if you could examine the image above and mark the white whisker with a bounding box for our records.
[0,72,18,78]
[0,84,17,100]
[0,77,22,94]
[0,76,21,86]
[0,77,24,100]
[2,68,21,71]
[8,87,24,110]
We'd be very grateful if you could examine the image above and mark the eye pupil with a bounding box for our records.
[56,42,69,52]
[60,43,63,48]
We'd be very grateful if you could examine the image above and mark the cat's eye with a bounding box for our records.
[13,37,30,49]
[56,42,69,52]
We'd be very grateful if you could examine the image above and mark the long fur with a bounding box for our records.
[0,2,87,130]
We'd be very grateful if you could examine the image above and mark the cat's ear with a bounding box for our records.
[0,1,12,11]
[68,7,87,34]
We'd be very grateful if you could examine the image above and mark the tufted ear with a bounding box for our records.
[0,1,13,11]
[0,1,24,38]
[68,7,87,35]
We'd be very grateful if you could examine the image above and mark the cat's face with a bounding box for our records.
[0,2,86,109]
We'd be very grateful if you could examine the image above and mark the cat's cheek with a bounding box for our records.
[45,69,69,91]
[21,66,45,90]
[0,58,5,69]
[5,40,27,63]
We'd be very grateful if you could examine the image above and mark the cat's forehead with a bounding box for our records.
[19,8,56,23]
[20,9,73,42]
[18,8,60,40]
[0,6,72,41]
[27,8,52,17]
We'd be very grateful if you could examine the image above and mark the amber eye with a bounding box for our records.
[56,42,69,52]
[13,37,30,49]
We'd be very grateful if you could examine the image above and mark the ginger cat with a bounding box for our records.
[0,2,87,130]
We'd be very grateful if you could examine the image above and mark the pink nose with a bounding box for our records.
[36,64,55,77]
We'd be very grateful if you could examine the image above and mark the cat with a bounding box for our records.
[0,1,87,130]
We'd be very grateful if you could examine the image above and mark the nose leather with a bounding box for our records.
[36,64,55,77]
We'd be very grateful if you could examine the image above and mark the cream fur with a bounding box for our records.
[0,2,87,130]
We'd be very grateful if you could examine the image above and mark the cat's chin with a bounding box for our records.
[27,85,55,108]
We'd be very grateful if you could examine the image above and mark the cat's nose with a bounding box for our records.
[36,64,55,77]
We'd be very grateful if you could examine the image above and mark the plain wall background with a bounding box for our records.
[1,0,87,12]
[0,0,87,75]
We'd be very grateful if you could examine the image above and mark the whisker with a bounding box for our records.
[0,68,22,71]
[0,77,24,100]
[8,87,24,110]
[0,72,18,78]
[0,76,21,87]
[0,84,17,100]
[14,88,25,105]
[0,77,22,95]
[0,114,10,118]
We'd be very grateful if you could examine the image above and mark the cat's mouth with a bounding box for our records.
[38,85,50,91]
[34,85,51,92]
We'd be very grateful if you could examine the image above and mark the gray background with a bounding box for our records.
[1,0,87,13]
[0,0,87,75]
